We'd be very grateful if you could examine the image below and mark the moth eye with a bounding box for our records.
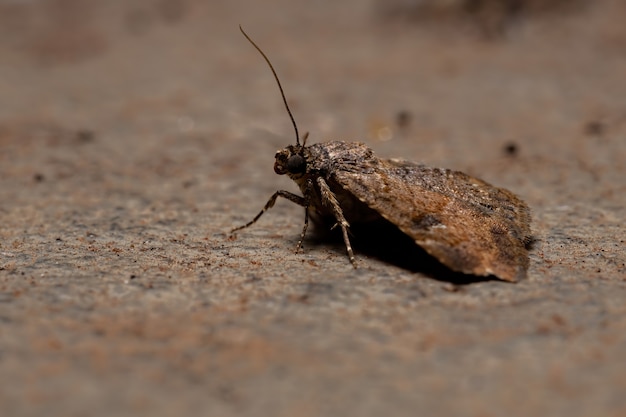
[286,154,306,174]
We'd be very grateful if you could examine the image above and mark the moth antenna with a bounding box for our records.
[239,25,301,146]
[302,131,309,146]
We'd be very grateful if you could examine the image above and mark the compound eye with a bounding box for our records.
[286,154,306,174]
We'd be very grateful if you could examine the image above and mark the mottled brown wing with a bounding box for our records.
[333,159,531,281]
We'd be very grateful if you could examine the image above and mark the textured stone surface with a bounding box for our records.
[1,1,625,416]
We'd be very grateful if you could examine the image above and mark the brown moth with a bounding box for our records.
[232,26,532,282]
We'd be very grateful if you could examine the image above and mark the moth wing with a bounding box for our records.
[333,159,530,281]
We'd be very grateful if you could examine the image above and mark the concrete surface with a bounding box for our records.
[0,0,625,416]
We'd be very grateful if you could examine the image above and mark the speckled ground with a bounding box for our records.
[1,1,625,416]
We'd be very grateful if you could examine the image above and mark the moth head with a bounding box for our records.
[274,145,306,177]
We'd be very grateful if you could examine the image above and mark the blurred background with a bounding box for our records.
[1,0,624,175]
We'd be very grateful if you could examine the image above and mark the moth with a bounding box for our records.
[232,26,532,282]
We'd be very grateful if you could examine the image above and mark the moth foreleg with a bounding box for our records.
[317,177,357,268]
[295,179,313,254]
[231,190,306,233]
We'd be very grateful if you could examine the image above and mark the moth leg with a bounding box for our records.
[295,179,313,254]
[295,208,309,254]
[231,190,306,233]
[317,177,357,268]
